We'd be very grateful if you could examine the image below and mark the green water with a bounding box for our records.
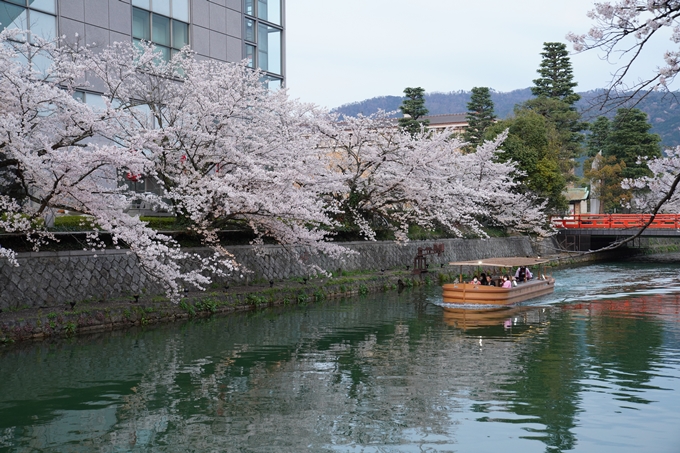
[1,262,679,452]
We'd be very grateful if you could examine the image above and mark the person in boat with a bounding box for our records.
[486,275,496,286]
[470,276,480,285]
[480,272,489,285]
[515,266,533,283]
[501,275,512,288]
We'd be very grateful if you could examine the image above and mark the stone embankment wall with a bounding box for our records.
[0,237,543,310]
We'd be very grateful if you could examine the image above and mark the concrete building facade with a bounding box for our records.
[0,0,285,87]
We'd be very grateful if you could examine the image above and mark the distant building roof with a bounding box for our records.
[423,113,468,129]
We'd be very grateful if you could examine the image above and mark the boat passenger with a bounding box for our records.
[480,272,489,286]
[486,275,496,286]
[515,266,533,283]
[470,276,480,285]
[501,275,512,288]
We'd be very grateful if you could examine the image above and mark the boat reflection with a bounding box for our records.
[442,305,550,331]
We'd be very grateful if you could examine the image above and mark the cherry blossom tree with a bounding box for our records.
[567,0,680,104]
[1,32,550,300]
[0,32,347,299]
[321,111,549,241]
[568,1,680,243]
[624,147,680,213]
[83,40,351,275]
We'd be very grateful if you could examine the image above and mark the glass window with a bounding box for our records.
[154,45,170,62]
[132,7,150,40]
[172,19,188,49]
[88,94,107,112]
[171,0,188,22]
[245,44,255,68]
[27,0,55,14]
[151,0,170,17]
[30,48,51,72]
[0,2,26,36]
[245,0,254,16]
[257,23,280,75]
[131,0,149,9]
[29,9,55,42]
[261,76,281,91]
[244,18,254,42]
[257,0,280,25]
[152,13,170,46]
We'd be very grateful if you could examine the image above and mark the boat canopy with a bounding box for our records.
[448,257,550,267]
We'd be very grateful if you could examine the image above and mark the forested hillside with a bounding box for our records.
[332,89,680,147]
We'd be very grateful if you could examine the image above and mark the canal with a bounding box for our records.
[1,260,679,452]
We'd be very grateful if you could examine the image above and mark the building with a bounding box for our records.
[423,113,468,134]
[0,0,285,88]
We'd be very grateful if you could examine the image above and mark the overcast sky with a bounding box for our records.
[285,0,673,110]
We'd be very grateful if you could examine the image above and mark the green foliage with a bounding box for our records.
[486,109,567,212]
[398,87,429,135]
[246,294,268,306]
[139,216,178,229]
[196,298,218,313]
[583,109,661,213]
[464,87,496,150]
[52,215,97,231]
[586,116,611,157]
[521,96,585,176]
[179,300,195,317]
[584,154,629,213]
[313,289,326,302]
[605,108,661,180]
[531,42,580,105]
[64,322,77,336]
[296,292,308,304]
[358,284,368,295]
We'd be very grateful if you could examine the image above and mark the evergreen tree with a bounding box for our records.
[526,42,585,177]
[606,108,662,180]
[586,116,611,158]
[398,87,429,135]
[531,42,580,105]
[522,97,584,175]
[463,87,496,150]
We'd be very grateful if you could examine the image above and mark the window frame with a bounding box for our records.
[243,0,283,85]
[132,5,190,62]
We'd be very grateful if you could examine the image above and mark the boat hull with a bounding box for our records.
[442,278,555,305]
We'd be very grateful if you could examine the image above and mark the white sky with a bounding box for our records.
[285,0,673,110]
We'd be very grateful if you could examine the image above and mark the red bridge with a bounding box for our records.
[552,214,680,230]
[551,214,680,251]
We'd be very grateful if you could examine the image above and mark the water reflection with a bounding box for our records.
[0,263,679,452]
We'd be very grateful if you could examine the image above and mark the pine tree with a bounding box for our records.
[526,42,585,177]
[586,116,611,158]
[605,108,661,180]
[463,87,496,150]
[398,87,429,135]
[531,42,580,105]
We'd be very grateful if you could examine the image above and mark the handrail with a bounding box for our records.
[551,214,680,229]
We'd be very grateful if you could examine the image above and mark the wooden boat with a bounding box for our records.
[442,257,555,305]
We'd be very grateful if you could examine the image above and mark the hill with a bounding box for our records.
[332,89,680,148]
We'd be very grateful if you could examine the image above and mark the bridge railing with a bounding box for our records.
[551,214,680,229]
